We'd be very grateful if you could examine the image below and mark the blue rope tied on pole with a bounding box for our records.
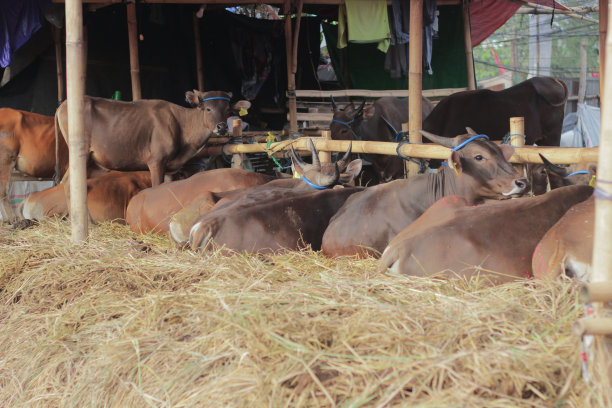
[502,133,526,145]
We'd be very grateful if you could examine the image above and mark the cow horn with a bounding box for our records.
[330,95,338,112]
[354,99,366,117]
[308,139,321,169]
[419,130,456,149]
[335,141,353,171]
[539,153,568,177]
[291,144,308,173]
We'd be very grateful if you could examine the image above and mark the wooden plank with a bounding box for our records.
[193,12,204,91]
[294,88,466,99]
[126,2,141,100]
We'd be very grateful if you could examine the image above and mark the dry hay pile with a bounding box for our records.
[0,219,602,407]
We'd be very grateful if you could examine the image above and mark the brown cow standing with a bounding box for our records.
[423,77,568,146]
[321,129,529,258]
[379,185,593,285]
[19,171,151,224]
[55,90,250,187]
[330,96,434,183]
[532,195,594,282]
[0,108,68,222]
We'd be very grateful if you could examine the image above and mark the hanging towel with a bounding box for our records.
[338,0,390,53]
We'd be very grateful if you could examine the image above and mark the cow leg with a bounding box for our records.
[148,162,165,187]
[0,157,17,223]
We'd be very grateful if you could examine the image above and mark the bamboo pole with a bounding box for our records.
[291,0,303,77]
[193,12,204,91]
[509,117,525,174]
[407,0,423,178]
[581,282,612,303]
[231,118,245,169]
[463,3,476,91]
[65,0,88,243]
[284,1,298,133]
[52,26,65,105]
[195,138,599,164]
[579,37,587,105]
[402,123,410,176]
[573,318,612,337]
[126,1,141,100]
[319,130,332,163]
[586,1,612,398]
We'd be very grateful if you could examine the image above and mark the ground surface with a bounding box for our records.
[0,219,602,407]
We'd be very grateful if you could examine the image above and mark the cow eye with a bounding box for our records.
[206,107,212,112]
[474,155,484,161]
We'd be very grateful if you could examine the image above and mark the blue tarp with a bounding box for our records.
[1,0,51,67]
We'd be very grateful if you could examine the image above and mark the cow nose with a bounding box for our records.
[515,178,529,191]
[216,122,228,135]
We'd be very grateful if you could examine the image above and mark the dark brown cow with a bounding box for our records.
[330,96,435,183]
[55,90,250,187]
[379,185,593,285]
[126,168,281,235]
[532,195,594,282]
[321,128,529,258]
[0,108,68,222]
[169,140,362,245]
[19,171,151,224]
[188,187,363,254]
[422,77,568,146]
[539,154,597,189]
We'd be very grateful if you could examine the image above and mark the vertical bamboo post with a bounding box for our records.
[462,3,476,91]
[402,122,410,176]
[126,1,141,100]
[319,129,332,163]
[231,118,244,169]
[600,0,608,108]
[193,12,204,91]
[587,1,612,397]
[407,0,423,178]
[509,117,525,175]
[65,0,88,243]
[52,26,65,105]
[284,1,298,133]
[579,37,588,105]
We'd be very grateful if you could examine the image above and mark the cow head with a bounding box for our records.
[329,97,366,141]
[420,128,529,201]
[539,153,596,189]
[291,139,362,188]
[185,90,251,136]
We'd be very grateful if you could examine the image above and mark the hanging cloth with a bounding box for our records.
[338,0,390,53]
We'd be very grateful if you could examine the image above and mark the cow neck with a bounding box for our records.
[178,107,215,151]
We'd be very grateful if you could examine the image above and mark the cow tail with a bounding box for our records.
[54,109,61,185]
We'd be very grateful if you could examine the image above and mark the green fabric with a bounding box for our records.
[337,0,390,53]
[323,5,470,90]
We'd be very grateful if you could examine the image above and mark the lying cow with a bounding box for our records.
[321,128,529,258]
[19,171,151,224]
[55,90,250,187]
[532,195,594,282]
[330,96,434,183]
[423,77,568,146]
[0,108,69,222]
[539,154,596,189]
[126,168,281,235]
[171,140,362,245]
[379,185,593,285]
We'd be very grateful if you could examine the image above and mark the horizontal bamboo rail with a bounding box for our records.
[196,137,599,165]
[573,318,612,337]
[581,282,612,303]
[294,88,466,99]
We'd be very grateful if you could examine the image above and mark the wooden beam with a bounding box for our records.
[601,0,608,109]
[407,0,423,178]
[52,25,65,105]
[53,0,461,4]
[193,12,204,91]
[294,88,466,99]
[126,2,141,100]
[284,1,298,132]
[463,3,475,91]
[65,0,88,243]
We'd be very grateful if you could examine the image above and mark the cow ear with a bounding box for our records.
[363,106,376,120]
[226,91,233,99]
[232,100,251,111]
[185,91,199,107]
[449,151,462,175]
[339,159,363,185]
[498,144,515,162]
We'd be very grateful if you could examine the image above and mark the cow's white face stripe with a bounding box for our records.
[565,259,592,282]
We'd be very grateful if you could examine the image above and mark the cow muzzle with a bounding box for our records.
[215,121,228,136]
[502,178,529,197]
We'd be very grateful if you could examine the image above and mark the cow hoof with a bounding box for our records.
[189,220,215,251]
[11,219,38,230]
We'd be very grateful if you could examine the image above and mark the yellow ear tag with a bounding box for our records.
[266,132,276,143]
[293,170,301,179]
[590,174,596,187]
[239,107,248,116]
[453,161,461,177]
